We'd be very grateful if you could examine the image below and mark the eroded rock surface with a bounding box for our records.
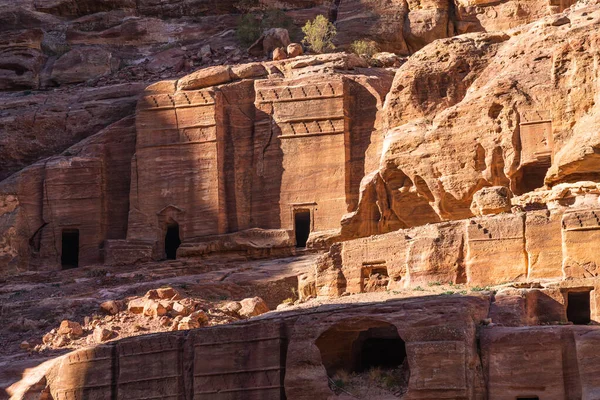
[344,4,600,238]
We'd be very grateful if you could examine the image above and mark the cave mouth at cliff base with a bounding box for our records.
[317,321,410,397]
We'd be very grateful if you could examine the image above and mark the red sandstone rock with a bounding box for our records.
[57,320,83,337]
[287,43,303,58]
[272,47,287,61]
[176,65,232,91]
[171,302,191,316]
[470,186,512,216]
[127,298,146,314]
[93,326,112,343]
[239,297,269,318]
[143,300,167,318]
[249,28,291,57]
[100,300,123,315]
[177,310,208,330]
[156,287,181,300]
[50,46,120,85]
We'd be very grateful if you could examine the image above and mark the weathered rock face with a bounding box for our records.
[318,203,600,296]
[0,116,136,272]
[0,54,394,273]
[8,296,491,400]
[121,54,393,262]
[11,293,600,400]
[0,83,144,181]
[344,4,600,238]
[0,0,578,185]
[333,0,576,55]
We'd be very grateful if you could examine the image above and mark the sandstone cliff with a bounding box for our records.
[343,2,600,238]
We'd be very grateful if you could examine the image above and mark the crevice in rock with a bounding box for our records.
[330,0,342,24]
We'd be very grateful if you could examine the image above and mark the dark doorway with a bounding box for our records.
[294,210,310,248]
[516,397,539,400]
[567,291,591,325]
[165,223,181,260]
[61,229,79,269]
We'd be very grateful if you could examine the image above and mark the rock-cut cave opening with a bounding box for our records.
[165,223,181,260]
[515,162,550,195]
[316,321,409,397]
[61,229,79,269]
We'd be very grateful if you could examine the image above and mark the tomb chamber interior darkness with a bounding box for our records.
[354,327,408,372]
[294,210,311,248]
[61,229,79,269]
[567,290,592,325]
[165,223,181,260]
[316,321,408,374]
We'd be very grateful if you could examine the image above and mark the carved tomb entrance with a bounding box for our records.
[567,290,592,325]
[61,229,79,269]
[165,223,181,260]
[294,210,311,248]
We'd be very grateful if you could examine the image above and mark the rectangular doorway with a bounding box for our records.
[61,229,79,269]
[567,290,591,325]
[294,210,311,248]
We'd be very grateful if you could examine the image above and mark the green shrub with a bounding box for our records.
[350,39,379,59]
[302,15,336,54]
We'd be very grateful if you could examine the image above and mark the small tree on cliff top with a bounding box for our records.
[302,15,336,54]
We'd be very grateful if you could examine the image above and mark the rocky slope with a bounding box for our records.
[0,0,574,180]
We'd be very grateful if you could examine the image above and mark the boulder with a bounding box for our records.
[155,287,181,300]
[248,28,290,57]
[272,47,287,61]
[239,297,269,318]
[221,301,242,316]
[287,43,303,58]
[57,320,83,337]
[127,298,146,314]
[93,326,113,343]
[230,62,268,80]
[176,65,232,91]
[470,186,512,216]
[100,300,123,315]
[143,300,167,318]
[177,310,208,330]
[171,301,191,316]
